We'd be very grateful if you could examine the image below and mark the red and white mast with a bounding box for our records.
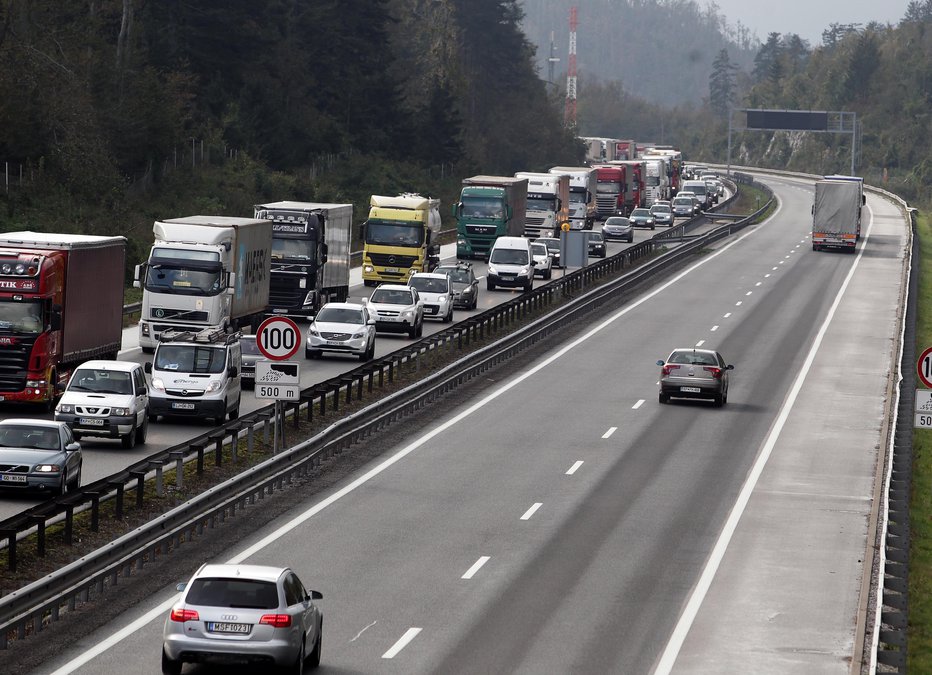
[564,6,578,129]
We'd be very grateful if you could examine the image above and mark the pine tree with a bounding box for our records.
[709,49,737,118]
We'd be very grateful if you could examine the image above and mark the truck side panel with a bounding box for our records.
[230,222,273,321]
[506,183,527,238]
[62,242,125,364]
[322,205,353,294]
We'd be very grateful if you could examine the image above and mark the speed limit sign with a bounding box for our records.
[256,316,301,361]
[919,346,932,388]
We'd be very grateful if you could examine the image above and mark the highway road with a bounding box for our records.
[34,174,907,673]
[0,221,667,520]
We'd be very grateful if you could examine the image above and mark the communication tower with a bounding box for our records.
[564,6,578,129]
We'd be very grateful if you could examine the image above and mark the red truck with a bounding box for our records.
[593,165,628,218]
[0,232,126,407]
[608,160,646,215]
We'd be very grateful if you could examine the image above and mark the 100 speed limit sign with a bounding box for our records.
[256,316,301,361]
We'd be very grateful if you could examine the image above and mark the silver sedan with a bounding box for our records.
[0,419,82,495]
[657,348,734,407]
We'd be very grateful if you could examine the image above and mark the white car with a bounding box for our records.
[408,272,454,322]
[531,241,553,279]
[55,360,150,449]
[367,284,424,338]
[305,302,376,361]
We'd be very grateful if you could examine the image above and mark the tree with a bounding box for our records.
[709,48,737,118]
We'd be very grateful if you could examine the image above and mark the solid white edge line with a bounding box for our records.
[602,426,617,439]
[566,461,584,475]
[521,503,543,520]
[382,627,422,659]
[55,189,783,675]
[652,205,875,675]
[461,556,491,580]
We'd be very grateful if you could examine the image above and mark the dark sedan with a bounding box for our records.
[0,419,82,494]
[587,231,607,258]
[435,263,479,310]
[629,208,656,230]
[536,237,563,267]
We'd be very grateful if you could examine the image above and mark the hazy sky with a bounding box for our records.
[708,0,910,45]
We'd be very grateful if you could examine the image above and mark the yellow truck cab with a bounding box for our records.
[362,194,441,287]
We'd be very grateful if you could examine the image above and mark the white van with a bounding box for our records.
[486,236,535,292]
[145,328,242,424]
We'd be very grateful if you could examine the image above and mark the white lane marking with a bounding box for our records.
[711,325,719,332]
[632,399,645,409]
[755,281,762,287]
[779,260,785,264]
[350,621,378,642]
[653,210,874,674]
[602,427,617,439]
[723,312,732,318]
[521,503,543,520]
[566,461,584,475]
[764,274,771,278]
[745,291,753,296]
[462,556,491,579]
[383,627,422,659]
[54,189,782,675]
[695,340,705,347]
[735,301,742,306]
[772,267,778,271]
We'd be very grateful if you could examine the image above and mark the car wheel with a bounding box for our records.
[307,349,321,360]
[713,393,723,408]
[135,415,148,444]
[487,279,495,291]
[121,423,136,449]
[443,307,453,323]
[148,412,159,424]
[161,648,182,675]
[358,342,371,362]
[416,319,424,338]
[57,474,68,496]
[229,397,241,421]
[544,268,552,280]
[308,620,322,668]
[471,296,478,310]
[659,392,669,404]
[650,224,655,230]
[524,280,533,292]
[69,465,82,492]
[290,639,306,675]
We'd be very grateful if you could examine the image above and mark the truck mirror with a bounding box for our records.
[50,305,62,331]
[507,206,513,219]
[133,263,143,289]
[321,242,329,264]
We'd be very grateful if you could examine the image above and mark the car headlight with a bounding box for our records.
[352,330,366,339]
[457,235,467,246]
[402,309,415,319]
[111,407,129,416]
[308,327,320,337]
[151,377,166,392]
[141,323,150,336]
[35,464,61,473]
[206,380,222,393]
[363,265,374,273]
[488,264,498,275]
[26,378,48,387]
[519,266,530,277]
[57,404,74,414]
[439,296,447,304]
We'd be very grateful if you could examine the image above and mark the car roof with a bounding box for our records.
[74,360,139,372]
[668,348,719,357]
[374,284,413,292]
[319,302,364,311]
[410,272,448,279]
[0,418,68,430]
[193,563,287,583]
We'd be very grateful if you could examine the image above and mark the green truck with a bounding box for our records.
[454,176,528,259]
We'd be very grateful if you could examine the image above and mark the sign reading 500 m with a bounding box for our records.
[256,316,300,360]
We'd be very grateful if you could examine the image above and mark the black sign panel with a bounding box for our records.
[746,110,828,131]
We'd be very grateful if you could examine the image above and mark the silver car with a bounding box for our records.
[367,284,424,338]
[306,302,377,360]
[0,419,82,495]
[162,563,323,674]
[650,203,674,226]
[531,241,553,279]
[602,216,634,242]
[657,348,734,406]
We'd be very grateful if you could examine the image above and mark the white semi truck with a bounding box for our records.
[514,171,570,239]
[135,216,273,352]
[549,167,597,230]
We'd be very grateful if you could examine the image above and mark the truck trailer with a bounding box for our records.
[0,232,126,406]
[454,176,528,259]
[135,216,273,351]
[361,195,440,286]
[514,172,570,239]
[255,201,352,318]
[811,180,864,252]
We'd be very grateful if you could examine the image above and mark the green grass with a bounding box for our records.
[911,210,932,670]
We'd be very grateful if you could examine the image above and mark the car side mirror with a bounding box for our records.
[367,319,376,326]
[310,590,323,600]
[144,362,152,374]
[656,359,665,366]
[50,305,63,331]
[176,582,187,592]
[228,366,238,378]
[726,364,734,370]
[65,442,80,452]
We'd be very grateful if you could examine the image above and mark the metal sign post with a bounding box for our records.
[255,315,302,453]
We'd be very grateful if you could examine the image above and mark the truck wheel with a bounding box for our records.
[121,424,137,449]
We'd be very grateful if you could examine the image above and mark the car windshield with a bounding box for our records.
[239,338,261,356]
[271,237,315,261]
[0,425,60,450]
[370,288,414,305]
[652,206,671,213]
[155,344,226,374]
[605,218,630,226]
[532,244,548,256]
[185,578,279,609]
[589,233,604,242]
[489,248,529,265]
[436,268,471,283]
[409,277,449,293]
[315,307,364,324]
[631,209,650,217]
[68,369,133,394]
[669,351,719,366]
[674,199,692,205]
[461,197,503,220]
[364,221,424,247]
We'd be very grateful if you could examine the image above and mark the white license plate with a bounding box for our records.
[378,316,401,322]
[206,622,250,634]
[1,474,27,483]
[326,340,344,346]
[0,395,5,401]
[425,307,437,314]
[680,386,701,393]
[171,402,196,410]
[79,417,105,426]
[384,267,400,273]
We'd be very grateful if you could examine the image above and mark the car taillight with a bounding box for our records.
[704,366,723,379]
[259,614,292,628]
[661,364,679,377]
[170,608,199,622]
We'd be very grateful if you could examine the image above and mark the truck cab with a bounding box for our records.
[362,194,441,286]
[549,167,597,230]
[514,172,570,239]
[454,177,528,259]
[145,328,242,424]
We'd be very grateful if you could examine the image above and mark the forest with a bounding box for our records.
[0,0,930,275]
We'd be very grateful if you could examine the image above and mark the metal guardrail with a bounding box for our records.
[0,190,767,648]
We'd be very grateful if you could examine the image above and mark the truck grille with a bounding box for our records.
[465,225,497,236]
[0,334,36,392]
[596,195,618,215]
[149,308,209,322]
[368,253,417,268]
[269,275,306,308]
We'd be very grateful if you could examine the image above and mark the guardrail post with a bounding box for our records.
[170,451,184,489]
[155,463,163,496]
[388,361,394,383]
[368,368,374,393]
[32,516,46,557]
[65,505,74,545]
[132,470,146,508]
[3,529,16,571]
[212,434,224,468]
[89,492,100,531]
[230,426,239,463]
[114,483,124,520]
[193,443,205,474]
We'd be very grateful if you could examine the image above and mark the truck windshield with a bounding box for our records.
[365,221,424,247]
[0,300,43,333]
[596,183,620,193]
[527,196,556,211]
[568,191,586,204]
[145,265,223,296]
[154,344,226,374]
[461,197,503,220]
[271,237,315,261]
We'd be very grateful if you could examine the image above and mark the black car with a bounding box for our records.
[536,237,563,267]
[435,263,479,310]
[587,231,607,258]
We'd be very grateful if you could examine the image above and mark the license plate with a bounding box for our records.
[206,622,250,634]
[1,474,27,483]
[680,386,701,393]
[326,340,344,346]
[79,417,105,426]
[171,402,196,410]
[425,307,437,315]
[379,316,401,322]
[272,309,287,314]
[384,267,400,273]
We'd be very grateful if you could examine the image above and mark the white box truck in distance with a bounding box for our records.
[811,180,862,253]
[549,167,597,230]
[135,216,273,351]
[514,172,570,239]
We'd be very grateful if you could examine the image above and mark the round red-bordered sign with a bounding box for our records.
[918,346,932,388]
[256,316,301,361]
